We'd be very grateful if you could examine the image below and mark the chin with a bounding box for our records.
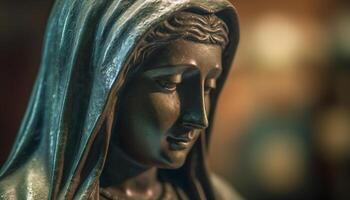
[158,150,188,169]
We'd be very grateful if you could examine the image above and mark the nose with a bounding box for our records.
[182,114,208,129]
[182,90,209,130]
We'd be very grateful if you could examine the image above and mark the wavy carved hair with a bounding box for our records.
[129,11,229,71]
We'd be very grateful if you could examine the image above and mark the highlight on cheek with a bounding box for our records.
[205,78,217,95]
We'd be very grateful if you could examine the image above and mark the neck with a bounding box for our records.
[100,142,160,197]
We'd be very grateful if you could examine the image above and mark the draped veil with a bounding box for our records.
[0,0,239,199]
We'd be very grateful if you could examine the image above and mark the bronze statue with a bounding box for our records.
[0,0,239,199]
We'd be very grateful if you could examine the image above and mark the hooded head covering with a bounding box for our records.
[0,0,239,199]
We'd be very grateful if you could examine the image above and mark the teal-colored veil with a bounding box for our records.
[0,0,239,199]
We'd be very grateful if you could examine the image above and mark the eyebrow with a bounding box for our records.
[143,64,196,78]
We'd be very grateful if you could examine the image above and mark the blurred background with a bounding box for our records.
[0,0,349,199]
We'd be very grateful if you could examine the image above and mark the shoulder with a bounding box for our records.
[0,175,18,199]
[210,173,244,200]
[0,162,49,200]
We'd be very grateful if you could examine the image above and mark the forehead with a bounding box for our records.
[146,39,222,72]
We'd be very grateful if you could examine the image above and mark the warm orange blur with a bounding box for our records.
[1,0,349,199]
[209,0,350,199]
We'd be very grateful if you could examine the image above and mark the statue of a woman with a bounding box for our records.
[0,0,239,199]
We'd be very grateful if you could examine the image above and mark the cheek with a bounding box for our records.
[148,92,180,131]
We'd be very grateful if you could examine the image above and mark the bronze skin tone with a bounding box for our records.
[0,1,239,199]
[100,39,222,199]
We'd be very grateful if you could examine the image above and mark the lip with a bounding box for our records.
[166,133,194,151]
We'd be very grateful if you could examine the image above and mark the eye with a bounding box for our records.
[156,79,178,92]
[155,74,182,93]
[205,79,217,95]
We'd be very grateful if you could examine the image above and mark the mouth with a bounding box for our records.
[166,132,196,151]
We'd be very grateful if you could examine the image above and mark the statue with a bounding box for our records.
[0,0,239,199]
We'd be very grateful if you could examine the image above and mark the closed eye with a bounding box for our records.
[156,79,177,92]
[154,74,182,93]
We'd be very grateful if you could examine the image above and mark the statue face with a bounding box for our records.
[114,39,222,169]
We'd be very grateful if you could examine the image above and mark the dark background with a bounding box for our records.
[1,0,349,199]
